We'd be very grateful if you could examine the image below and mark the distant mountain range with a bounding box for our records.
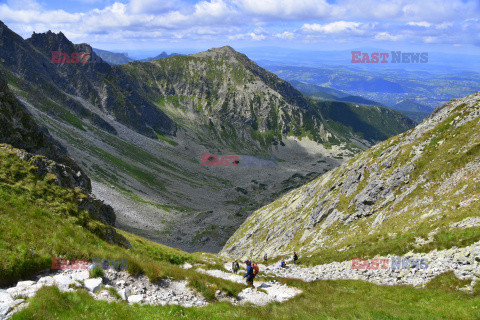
[290,80,384,106]
[93,48,181,65]
[139,51,182,62]
[93,48,134,65]
[290,80,431,123]
[264,65,480,111]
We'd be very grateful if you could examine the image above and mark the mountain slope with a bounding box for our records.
[140,51,182,62]
[119,46,331,148]
[222,91,480,261]
[312,100,415,142]
[0,22,175,138]
[93,48,134,65]
[119,46,414,149]
[392,99,431,113]
[392,99,431,122]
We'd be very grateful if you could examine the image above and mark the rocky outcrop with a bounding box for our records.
[16,150,91,193]
[4,145,118,229]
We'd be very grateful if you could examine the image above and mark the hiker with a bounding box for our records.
[263,254,268,262]
[280,258,286,268]
[232,260,239,274]
[293,252,298,264]
[243,260,257,287]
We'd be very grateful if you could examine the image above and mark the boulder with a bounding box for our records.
[70,270,89,282]
[16,280,35,288]
[0,290,13,304]
[53,274,75,291]
[119,288,131,300]
[128,294,143,304]
[84,278,103,293]
[37,276,54,286]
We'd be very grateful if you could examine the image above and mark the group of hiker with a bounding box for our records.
[231,252,299,287]
[280,252,298,268]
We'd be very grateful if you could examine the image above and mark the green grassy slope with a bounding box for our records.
[313,100,416,142]
[0,143,244,298]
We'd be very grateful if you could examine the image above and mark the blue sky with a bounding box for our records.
[1,0,479,56]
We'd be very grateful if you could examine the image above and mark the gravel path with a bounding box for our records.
[196,266,302,305]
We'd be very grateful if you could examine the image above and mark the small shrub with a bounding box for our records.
[107,287,122,300]
[89,266,104,278]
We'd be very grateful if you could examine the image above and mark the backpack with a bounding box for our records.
[252,263,259,275]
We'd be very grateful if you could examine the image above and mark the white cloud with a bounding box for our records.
[274,31,294,39]
[194,0,234,22]
[234,0,332,19]
[407,21,431,27]
[374,32,403,41]
[302,21,362,34]
[228,32,265,40]
[337,0,479,23]
[435,22,452,30]
[129,0,179,14]
[423,36,437,43]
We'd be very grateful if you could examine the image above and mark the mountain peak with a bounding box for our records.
[192,45,240,59]
[28,30,73,49]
